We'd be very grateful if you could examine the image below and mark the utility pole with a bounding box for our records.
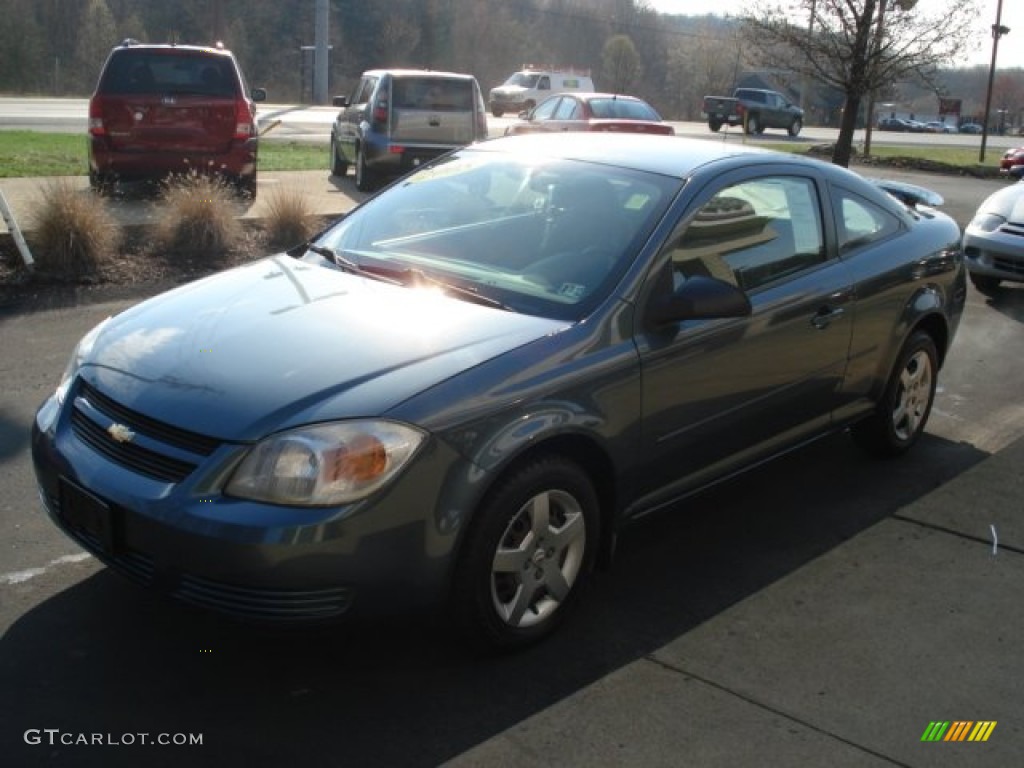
[314,0,329,105]
[980,0,1009,162]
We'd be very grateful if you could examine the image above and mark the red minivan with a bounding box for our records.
[88,40,266,196]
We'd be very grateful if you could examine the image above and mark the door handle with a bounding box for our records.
[811,305,844,330]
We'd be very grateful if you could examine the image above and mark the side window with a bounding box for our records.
[669,176,826,292]
[554,97,579,120]
[353,77,375,105]
[538,76,551,90]
[835,190,901,252]
[532,98,561,120]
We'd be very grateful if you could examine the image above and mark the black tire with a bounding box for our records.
[491,107,503,118]
[851,331,938,457]
[89,171,110,196]
[709,119,722,132]
[969,273,1001,296]
[745,114,760,135]
[451,455,600,652]
[330,136,348,177]
[788,118,802,137]
[236,170,257,199]
[354,146,378,192]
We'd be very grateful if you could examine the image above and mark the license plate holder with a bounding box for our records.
[59,479,120,555]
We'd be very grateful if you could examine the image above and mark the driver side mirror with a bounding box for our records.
[647,275,751,327]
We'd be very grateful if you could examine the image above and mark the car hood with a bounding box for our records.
[977,181,1024,224]
[82,256,567,441]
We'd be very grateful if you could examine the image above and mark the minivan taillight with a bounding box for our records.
[88,98,106,136]
[234,99,255,140]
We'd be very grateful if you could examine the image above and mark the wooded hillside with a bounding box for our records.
[0,0,1019,124]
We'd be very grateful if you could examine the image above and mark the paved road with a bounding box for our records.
[1,96,1021,154]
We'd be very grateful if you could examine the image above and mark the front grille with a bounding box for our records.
[71,380,223,483]
[993,254,1024,276]
[71,407,197,483]
[79,380,220,455]
[174,574,353,621]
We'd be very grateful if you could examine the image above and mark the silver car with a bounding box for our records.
[962,179,1024,294]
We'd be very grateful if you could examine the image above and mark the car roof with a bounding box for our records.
[110,41,236,57]
[364,68,476,80]
[555,92,647,102]
[471,132,823,180]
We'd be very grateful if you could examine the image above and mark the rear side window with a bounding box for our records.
[588,98,660,120]
[100,51,238,97]
[835,189,901,253]
[393,78,473,111]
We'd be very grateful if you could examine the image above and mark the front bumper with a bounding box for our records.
[31,380,467,623]
[963,226,1024,283]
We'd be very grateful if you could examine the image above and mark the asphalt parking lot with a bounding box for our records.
[2,164,1023,766]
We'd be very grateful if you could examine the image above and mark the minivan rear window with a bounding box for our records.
[392,78,473,111]
[99,51,238,97]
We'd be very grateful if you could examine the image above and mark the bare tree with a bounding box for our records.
[602,34,641,93]
[742,0,980,167]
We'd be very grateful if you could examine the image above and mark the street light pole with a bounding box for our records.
[979,0,1008,163]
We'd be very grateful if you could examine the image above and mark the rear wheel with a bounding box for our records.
[491,107,503,118]
[89,171,112,196]
[354,146,379,192]
[969,273,1001,295]
[451,456,599,652]
[236,171,257,199]
[330,136,348,177]
[852,331,937,457]
[745,114,760,135]
[709,119,722,132]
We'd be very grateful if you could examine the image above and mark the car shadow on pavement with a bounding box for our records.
[0,431,988,767]
[979,283,1024,324]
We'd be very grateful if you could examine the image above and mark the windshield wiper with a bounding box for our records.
[305,244,403,285]
[305,245,513,311]
[400,267,515,312]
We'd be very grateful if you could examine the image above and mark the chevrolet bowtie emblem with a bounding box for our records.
[107,423,135,443]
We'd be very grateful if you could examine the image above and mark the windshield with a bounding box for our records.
[504,72,540,88]
[311,149,678,321]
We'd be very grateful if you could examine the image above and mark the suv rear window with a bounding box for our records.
[99,51,239,98]
[392,78,473,111]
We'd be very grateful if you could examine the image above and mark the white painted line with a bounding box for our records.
[0,552,93,586]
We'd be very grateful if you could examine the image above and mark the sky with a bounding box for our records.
[646,0,1024,70]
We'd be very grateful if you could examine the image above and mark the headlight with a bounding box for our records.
[56,317,110,406]
[969,212,1006,233]
[225,420,426,506]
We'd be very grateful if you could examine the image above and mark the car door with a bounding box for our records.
[337,75,377,163]
[542,96,584,132]
[633,170,856,507]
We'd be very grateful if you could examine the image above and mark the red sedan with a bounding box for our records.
[999,146,1024,175]
[504,92,675,136]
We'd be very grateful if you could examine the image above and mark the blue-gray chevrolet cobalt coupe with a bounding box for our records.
[33,133,966,650]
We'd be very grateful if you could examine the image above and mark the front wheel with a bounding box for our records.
[851,331,938,457]
[788,118,802,137]
[451,456,600,652]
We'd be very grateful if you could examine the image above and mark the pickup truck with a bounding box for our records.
[702,88,804,136]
